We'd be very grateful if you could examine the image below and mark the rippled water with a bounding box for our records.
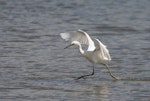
[0,0,149,101]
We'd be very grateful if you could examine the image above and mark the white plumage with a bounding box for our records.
[60,29,95,51]
[60,29,120,80]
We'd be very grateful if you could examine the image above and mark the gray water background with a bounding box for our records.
[0,0,149,101]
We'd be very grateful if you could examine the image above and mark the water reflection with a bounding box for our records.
[0,0,149,100]
[84,85,109,101]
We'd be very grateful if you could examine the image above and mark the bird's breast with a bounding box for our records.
[84,51,102,64]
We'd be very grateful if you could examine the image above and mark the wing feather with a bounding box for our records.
[60,29,88,44]
[60,29,95,51]
[94,38,111,61]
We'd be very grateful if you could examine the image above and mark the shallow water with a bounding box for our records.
[0,0,149,101]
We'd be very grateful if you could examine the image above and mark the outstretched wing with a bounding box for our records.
[60,29,95,51]
[93,38,111,61]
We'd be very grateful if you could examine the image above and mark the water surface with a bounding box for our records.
[0,0,149,101]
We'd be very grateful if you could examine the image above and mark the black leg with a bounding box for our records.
[75,65,95,80]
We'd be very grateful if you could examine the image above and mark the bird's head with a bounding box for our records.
[64,41,80,49]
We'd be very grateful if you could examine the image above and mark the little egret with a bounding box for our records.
[60,29,120,80]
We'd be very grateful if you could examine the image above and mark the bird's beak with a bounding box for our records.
[64,44,72,49]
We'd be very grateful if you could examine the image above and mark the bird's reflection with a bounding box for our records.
[85,85,110,101]
[94,85,109,94]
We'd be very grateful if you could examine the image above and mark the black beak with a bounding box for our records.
[64,44,72,49]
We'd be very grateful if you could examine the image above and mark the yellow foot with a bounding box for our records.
[116,77,121,80]
[112,75,121,80]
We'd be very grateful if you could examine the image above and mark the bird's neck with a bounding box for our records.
[78,44,85,55]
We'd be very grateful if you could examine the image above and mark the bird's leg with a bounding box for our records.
[104,64,121,80]
[75,65,95,80]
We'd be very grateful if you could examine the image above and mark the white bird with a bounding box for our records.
[60,29,120,80]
